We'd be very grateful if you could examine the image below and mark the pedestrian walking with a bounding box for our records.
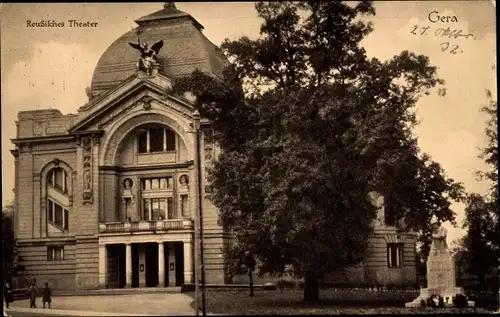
[26,280,38,308]
[42,282,52,309]
[3,282,12,309]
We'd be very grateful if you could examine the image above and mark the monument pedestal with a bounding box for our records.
[405,287,474,307]
[405,249,475,308]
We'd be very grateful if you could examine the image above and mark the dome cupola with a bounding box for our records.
[90,2,227,97]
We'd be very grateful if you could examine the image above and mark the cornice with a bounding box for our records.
[99,160,194,172]
[11,135,76,145]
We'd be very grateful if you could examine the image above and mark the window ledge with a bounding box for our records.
[48,220,68,233]
[136,150,176,156]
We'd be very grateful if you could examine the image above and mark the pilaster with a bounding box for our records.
[98,244,108,288]
[158,242,165,287]
[125,243,132,288]
[183,240,194,283]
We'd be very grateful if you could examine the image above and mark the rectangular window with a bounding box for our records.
[166,130,176,151]
[149,128,164,152]
[138,131,148,153]
[152,198,160,220]
[47,246,64,261]
[387,243,403,268]
[181,195,189,217]
[143,198,151,221]
[167,197,174,219]
[54,204,63,227]
[143,198,167,220]
[142,177,172,190]
[137,128,177,153]
[159,178,167,189]
[151,178,160,190]
[159,198,166,220]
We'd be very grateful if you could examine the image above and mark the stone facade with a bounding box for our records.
[11,73,230,290]
[10,4,416,291]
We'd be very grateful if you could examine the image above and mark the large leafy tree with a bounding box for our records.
[2,200,17,281]
[172,1,464,301]
[457,92,498,290]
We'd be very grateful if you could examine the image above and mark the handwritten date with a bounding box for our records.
[410,24,473,55]
[410,25,474,40]
[439,42,461,54]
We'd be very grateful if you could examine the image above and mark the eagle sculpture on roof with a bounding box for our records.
[129,39,164,75]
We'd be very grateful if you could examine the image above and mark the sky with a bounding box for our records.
[0,1,496,245]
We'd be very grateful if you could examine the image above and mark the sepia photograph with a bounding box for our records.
[1,1,497,316]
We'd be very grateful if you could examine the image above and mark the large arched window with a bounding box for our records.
[137,125,176,153]
[47,167,69,193]
[47,199,69,231]
[43,161,73,233]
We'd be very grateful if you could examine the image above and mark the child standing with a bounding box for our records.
[42,282,52,309]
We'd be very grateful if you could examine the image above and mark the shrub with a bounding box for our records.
[453,294,468,308]
[420,299,426,307]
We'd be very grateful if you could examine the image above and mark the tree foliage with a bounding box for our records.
[2,200,17,281]
[457,92,498,288]
[172,1,464,300]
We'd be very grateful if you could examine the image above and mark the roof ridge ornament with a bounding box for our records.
[164,2,176,10]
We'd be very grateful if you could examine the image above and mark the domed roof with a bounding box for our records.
[90,2,227,97]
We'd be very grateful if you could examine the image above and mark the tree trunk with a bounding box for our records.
[303,273,319,302]
[248,269,254,297]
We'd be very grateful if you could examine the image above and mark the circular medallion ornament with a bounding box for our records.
[123,178,134,189]
[179,174,189,186]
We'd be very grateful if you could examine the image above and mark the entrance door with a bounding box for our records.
[132,244,139,288]
[118,245,126,288]
[145,243,159,287]
[175,242,185,286]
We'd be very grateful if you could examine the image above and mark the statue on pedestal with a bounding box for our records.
[430,221,448,256]
[405,216,474,308]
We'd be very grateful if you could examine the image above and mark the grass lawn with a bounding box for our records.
[187,289,496,315]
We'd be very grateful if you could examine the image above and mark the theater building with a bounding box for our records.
[10,3,417,291]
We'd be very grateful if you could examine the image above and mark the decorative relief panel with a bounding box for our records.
[203,130,215,194]
[33,121,46,136]
[46,118,70,135]
[82,137,93,204]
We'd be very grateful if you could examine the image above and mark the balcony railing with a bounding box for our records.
[98,219,193,233]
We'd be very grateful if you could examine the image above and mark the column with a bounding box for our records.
[158,242,165,287]
[125,243,132,288]
[183,241,194,283]
[98,244,108,289]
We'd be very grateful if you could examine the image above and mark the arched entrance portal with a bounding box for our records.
[98,111,195,289]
